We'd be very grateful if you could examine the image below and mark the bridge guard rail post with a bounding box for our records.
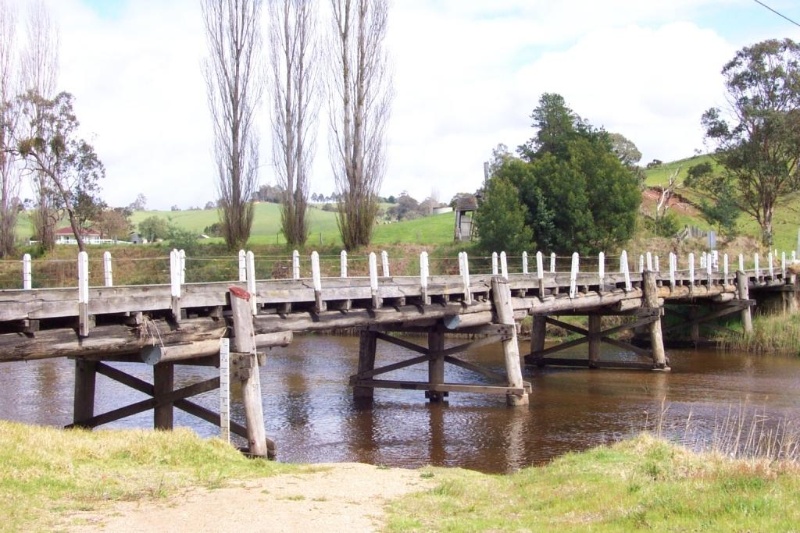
[643,271,669,370]
[229,289,273,458]
[736,271,753,334]
[491,277,530,406]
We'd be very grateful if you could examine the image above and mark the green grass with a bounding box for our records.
[387,434,800,532]
[0,421,301,532]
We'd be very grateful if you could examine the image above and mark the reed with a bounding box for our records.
[717,312,800,355]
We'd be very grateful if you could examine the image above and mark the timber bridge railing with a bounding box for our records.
[0,247,797,457]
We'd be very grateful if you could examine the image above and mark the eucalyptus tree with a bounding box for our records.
[702,38,800,246]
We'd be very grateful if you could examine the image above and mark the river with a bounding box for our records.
[2,335,799,474]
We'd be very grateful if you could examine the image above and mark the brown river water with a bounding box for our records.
[2,335,799,474]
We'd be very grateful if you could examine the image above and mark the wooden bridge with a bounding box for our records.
[0,248,796,457]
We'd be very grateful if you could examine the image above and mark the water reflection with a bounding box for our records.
[2,335,800,474]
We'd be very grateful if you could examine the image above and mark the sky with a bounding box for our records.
[16,0,800,210]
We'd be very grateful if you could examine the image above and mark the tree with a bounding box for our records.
[269,0,318,247]
[14,91,105,252]
[608,132,642,168]
[0,0,20,257]
[20,0,59,251]
[483,94,640,254]
[328,0,393,250]
[202,0,263,250]
[95,207,132,240]
[474,176,532,255]
[702,38,800,246]
[128,193,147,211]
[138,215,169,242]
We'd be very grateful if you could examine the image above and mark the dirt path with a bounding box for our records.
[66,463,434,533]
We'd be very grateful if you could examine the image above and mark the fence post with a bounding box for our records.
[768,252,774,278]
[340,250,348,278]
[103,251,113,287]
[246,251,256,315]
[669,252,676,291]
[420,251,430,305]
[755,253,760,279]
[78,251,90,337]
[312,251,325,312]
[179,249,186,285]
[639,254,644,274]
[536,251,545,300]
[689,252,695,287]
[492,252,498,275]
[459,251,471,305]
[369,252,380,308]
[739,253,744,273]
[500,251,508,280]
[598,251,605,292]
[22,253,31,290]
[620,250,631,291]
[292,250,300,280]
[646,251,653,272]
[381,250,390,277]
[522,251,528,275]
[550,252,556,273]
[238,250,246,282]
[723,254,729,286]
[569,252,579,298]
[170,249,181,321]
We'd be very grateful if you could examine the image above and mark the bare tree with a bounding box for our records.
[202,0,263,250]
[268,0,318,247]
[20,0,59,251]
[328,0,392,250]
[0,0,21,257]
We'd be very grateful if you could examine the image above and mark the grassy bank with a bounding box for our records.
[0,421,299,532]
[3,421,800,532]
[718,311,800,355]
[387,434,800,532]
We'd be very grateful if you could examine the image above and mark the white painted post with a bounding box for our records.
[569,252,579,298]
[369,252,380,308]
[312,251,324,312]
[381,250,390,277]
[550,252,556,273]
[598,251,605,289]
[522,251,528,275]
[700,252,706,270]
[739,253,744,273]
[492,252,499,275]
[755,253,760,277]
[292,250,300,280]
[669,252,676,290]
[712,250,719,272]
[340,250,348,278]
[706,250,712,283]
[170,249,181,299]
[420,251,430,304]
[689,252,695,286]
[723,254,729,286]
[500,251,508,280]
[78,251,90,337]
[536,251,544,279]
[793,251,797,262]
[459,252,472,305]
[103,251,113,287]
[654,255,660,272]
[646,252,653,272]
[620,250,631,291]
[639,254,644,273]
[246,251,256,315]
[219,338,231,443]
[768,252,774,278]
[22,253,31,290]
[179,249,186,285]
[238,250,246,282]
[781,252,786,278]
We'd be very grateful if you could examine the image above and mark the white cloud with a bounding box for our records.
[15,0,799,209]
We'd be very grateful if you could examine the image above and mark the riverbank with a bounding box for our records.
[2,421,799,532]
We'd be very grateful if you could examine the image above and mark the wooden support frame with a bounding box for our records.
[349,321,532,402]
[661,299,755,337]
[526,310,663,369]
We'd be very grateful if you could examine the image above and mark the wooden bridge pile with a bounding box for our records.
[0,247,796,457]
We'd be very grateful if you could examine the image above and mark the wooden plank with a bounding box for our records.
[373,331,429,355]
[351,379,531,395]
[443,355,507,382]
[535,358,656,370]
[351,354,430,381]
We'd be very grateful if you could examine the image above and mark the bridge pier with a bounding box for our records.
[153,363,174,430]
[427,327,446,403]
[73,359,97,427]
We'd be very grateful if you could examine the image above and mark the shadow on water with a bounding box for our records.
[2,334,800,473]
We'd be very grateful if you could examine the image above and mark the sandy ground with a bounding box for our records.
[65,463,435,533]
